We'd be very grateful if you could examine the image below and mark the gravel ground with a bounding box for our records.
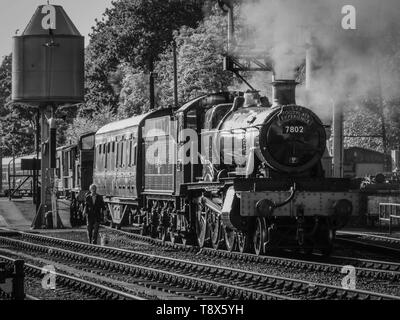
[23,277,102,300]
[27,229,400,297]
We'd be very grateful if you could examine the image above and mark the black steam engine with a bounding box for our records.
[65,79,357,255]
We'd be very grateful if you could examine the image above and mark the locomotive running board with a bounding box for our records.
[184,182,227,192]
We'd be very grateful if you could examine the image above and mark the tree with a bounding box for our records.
[0,54,35,157]
[154,3,234,107]
[64,104,120,144]
[84,0,207,115]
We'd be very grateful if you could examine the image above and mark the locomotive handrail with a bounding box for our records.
[256,182,297,217]
[201,124,262,135]
[273,182,297,209]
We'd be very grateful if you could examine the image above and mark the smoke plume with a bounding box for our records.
[238,0,400,118]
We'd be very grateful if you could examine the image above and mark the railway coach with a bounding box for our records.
[55,132,95,226]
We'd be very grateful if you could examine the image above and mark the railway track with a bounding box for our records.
[0,232,398,300]
[336,231,400,256]
[0,254,145,300]
[100,227,400,280]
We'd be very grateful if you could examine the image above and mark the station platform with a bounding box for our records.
[0,197,72,230]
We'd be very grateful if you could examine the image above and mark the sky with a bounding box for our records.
[0,0,114,60]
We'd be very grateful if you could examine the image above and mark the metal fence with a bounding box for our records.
[379,203,400,234]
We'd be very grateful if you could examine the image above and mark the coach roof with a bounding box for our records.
[96,112,150,136]
[96,109,172,136]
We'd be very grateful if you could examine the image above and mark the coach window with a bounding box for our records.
[133,143,137,166]
[56,158,61,178]
[108,142,111,169]
[110,141,115,170]
[119,141,122,168]
[187,109,197,131]
[69,151,73,170]
[77,165,81,184]
[103,145,106,169]
[129,140,133,166]
[116,141,119,168]
[154,136,159,158]
[120,141,124,168]
[116,141,121,168]
[122,140,126,167]
[93,147,97,168]
[105,143,109,169]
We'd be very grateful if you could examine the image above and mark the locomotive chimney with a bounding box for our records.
[272,80,298,107]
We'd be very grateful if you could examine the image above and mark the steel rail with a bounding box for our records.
[337,230,400,244]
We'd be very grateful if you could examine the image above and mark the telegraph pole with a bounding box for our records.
[332,101,344,178]
[376,61,389,171]
[149,58,155,110]
[0,146,3,194]
[173,41,179,108]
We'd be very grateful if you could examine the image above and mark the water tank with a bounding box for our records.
[12,5,84,104]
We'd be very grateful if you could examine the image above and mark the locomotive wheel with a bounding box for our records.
[237,232,253,254]
[160,227,169,242]
[168,228,179,244]
[169,230,178,244]
[320,229,335,256]
[208,209,223,250]
[181,234,195,247]
[253,217,267,256]
[224,228,237,252]
[195,203,209,248]
[182,237,188,247]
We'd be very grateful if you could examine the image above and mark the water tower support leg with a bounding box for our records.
[31,105,52,229]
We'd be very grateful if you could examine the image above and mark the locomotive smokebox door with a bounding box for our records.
[12,5,84,104]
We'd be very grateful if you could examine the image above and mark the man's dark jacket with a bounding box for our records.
[84,193,106,223]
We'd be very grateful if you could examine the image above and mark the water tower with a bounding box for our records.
[12,4,84,228]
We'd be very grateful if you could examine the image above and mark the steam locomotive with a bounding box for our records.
[63,79,358,255]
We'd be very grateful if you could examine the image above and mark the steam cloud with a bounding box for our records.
[238,0,400,119]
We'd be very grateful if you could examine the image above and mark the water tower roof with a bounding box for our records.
[22,5,81,36]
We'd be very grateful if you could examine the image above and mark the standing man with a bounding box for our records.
[84,184,106,244]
